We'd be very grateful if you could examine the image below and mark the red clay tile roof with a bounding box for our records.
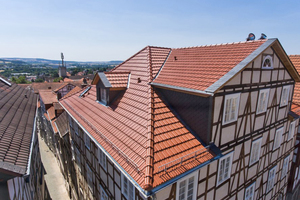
[290,55,300,107]
[53,83,69,92]
[153,40,267,91]
[104,71,130,88]
[51,119,58,133]
[62,86,82,99]
[32,82,66,94]
[0,76,37,175]
[60,46,215,190]
[47,106,56,120]
[39,90,57,105]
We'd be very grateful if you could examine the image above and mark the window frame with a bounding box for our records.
[266,166,277,193]
[261,55,273,69]
[222,93,241,125]
[100,87,107,103]
[85,134,91,150]
[217,152,234,186]
[256,89,270,114]
[273,127,283,150]
[281,156,290,179]
[249,138,262,166]
[280,85,290,107]
[99,184,109,200]
[288,121,296,141]
[121,174,135,200]
[87,164,93,192]
[176,170,198,200]
[244,182,256,200]
[98,147,107,171]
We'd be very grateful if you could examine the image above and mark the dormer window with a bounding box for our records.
[262,55,273,69]
[92,71,130,106]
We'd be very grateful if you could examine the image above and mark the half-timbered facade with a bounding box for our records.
[287,55,300,200]
[60,38,299,200]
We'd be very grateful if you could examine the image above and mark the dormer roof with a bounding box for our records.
[92,71,130,89]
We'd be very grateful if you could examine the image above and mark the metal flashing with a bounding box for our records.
[205,38,277,94]
[0,77,12,86]
[99,72,112,88]
[151,82,213,97]
[79,86,91,98]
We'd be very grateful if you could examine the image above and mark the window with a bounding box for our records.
[266,166,277,193]
[121,174,134,200]
[273,127,283,150]
[256,89,270,114]
[69,115,73,128]
[85,134,91,150]
[101,88,107,103]
[217,152,233,186]
[176,172,197,200]
[99,185,109,200]
[223,93,240,125]
[249,138,262,165]
[74,123,79,135]
[262,55,273,69]
[288,121,296,141]
[281,156,290,179]
[280,85,290,107]
[75,147,81,171]
[98,147,107,171]
[245,182,255,200]
[87,164,93,191]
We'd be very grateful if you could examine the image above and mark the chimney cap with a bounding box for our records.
[247,33,255,41]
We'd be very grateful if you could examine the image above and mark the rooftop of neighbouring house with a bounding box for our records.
[55,111,69,137]
[60,39,289,192]
[290,55,300,110]
[39,90,58,105]
[0,76,37,175]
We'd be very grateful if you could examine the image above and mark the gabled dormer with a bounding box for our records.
[92,71,130,106]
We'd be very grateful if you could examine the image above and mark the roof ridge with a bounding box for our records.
[172,39,268,50]
[144,46,154,190]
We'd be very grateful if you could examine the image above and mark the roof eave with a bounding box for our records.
[150,82,213,97]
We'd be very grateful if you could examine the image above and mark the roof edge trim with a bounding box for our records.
[152,49,172,81]
[150,82,213,97]
[205,38,277,93]
[0,77,12,86]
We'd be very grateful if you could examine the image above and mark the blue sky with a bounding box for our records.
[0,0,299,61]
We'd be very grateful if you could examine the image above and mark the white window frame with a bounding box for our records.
[273,127,283,150]
[121,174,135,200]
[85,134,91,150]
[99,185,109,200]
[266,166,277,193]
[98,147,107,171]
[256,89,270,114]
[244,182,256,200]
[217,152,234,186]
[222,93,240,125]
[288,121,296,141]
[280,85,290,107]
[100,87,106,103]
[281,156,290,179]
[176,170,198,200]
[261,55,273,69]
[87,164,93,191]
[249,138,262,166]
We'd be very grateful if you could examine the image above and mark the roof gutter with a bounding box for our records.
[150,82,213,97]
[25,97,38,176]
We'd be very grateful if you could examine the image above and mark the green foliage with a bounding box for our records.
[11,76,31,84]
[53,77,63,82]
[34,78,44,82]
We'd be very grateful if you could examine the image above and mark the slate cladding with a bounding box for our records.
[0,76,37,175]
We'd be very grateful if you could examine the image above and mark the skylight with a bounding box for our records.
[79,86,91,98]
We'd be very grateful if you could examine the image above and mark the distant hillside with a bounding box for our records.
[1,57,123,67]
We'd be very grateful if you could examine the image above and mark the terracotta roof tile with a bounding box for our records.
[55,111,69,137]
[104,71,130,88]
[0,76,37,174]
[290,55,300,107]
[153,40,266,91]
[32,82,66,93]
[60,46,214,190]
[39,90,57,105]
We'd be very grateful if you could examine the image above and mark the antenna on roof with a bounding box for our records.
[259,33,267,40]
[246,33,255,41]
